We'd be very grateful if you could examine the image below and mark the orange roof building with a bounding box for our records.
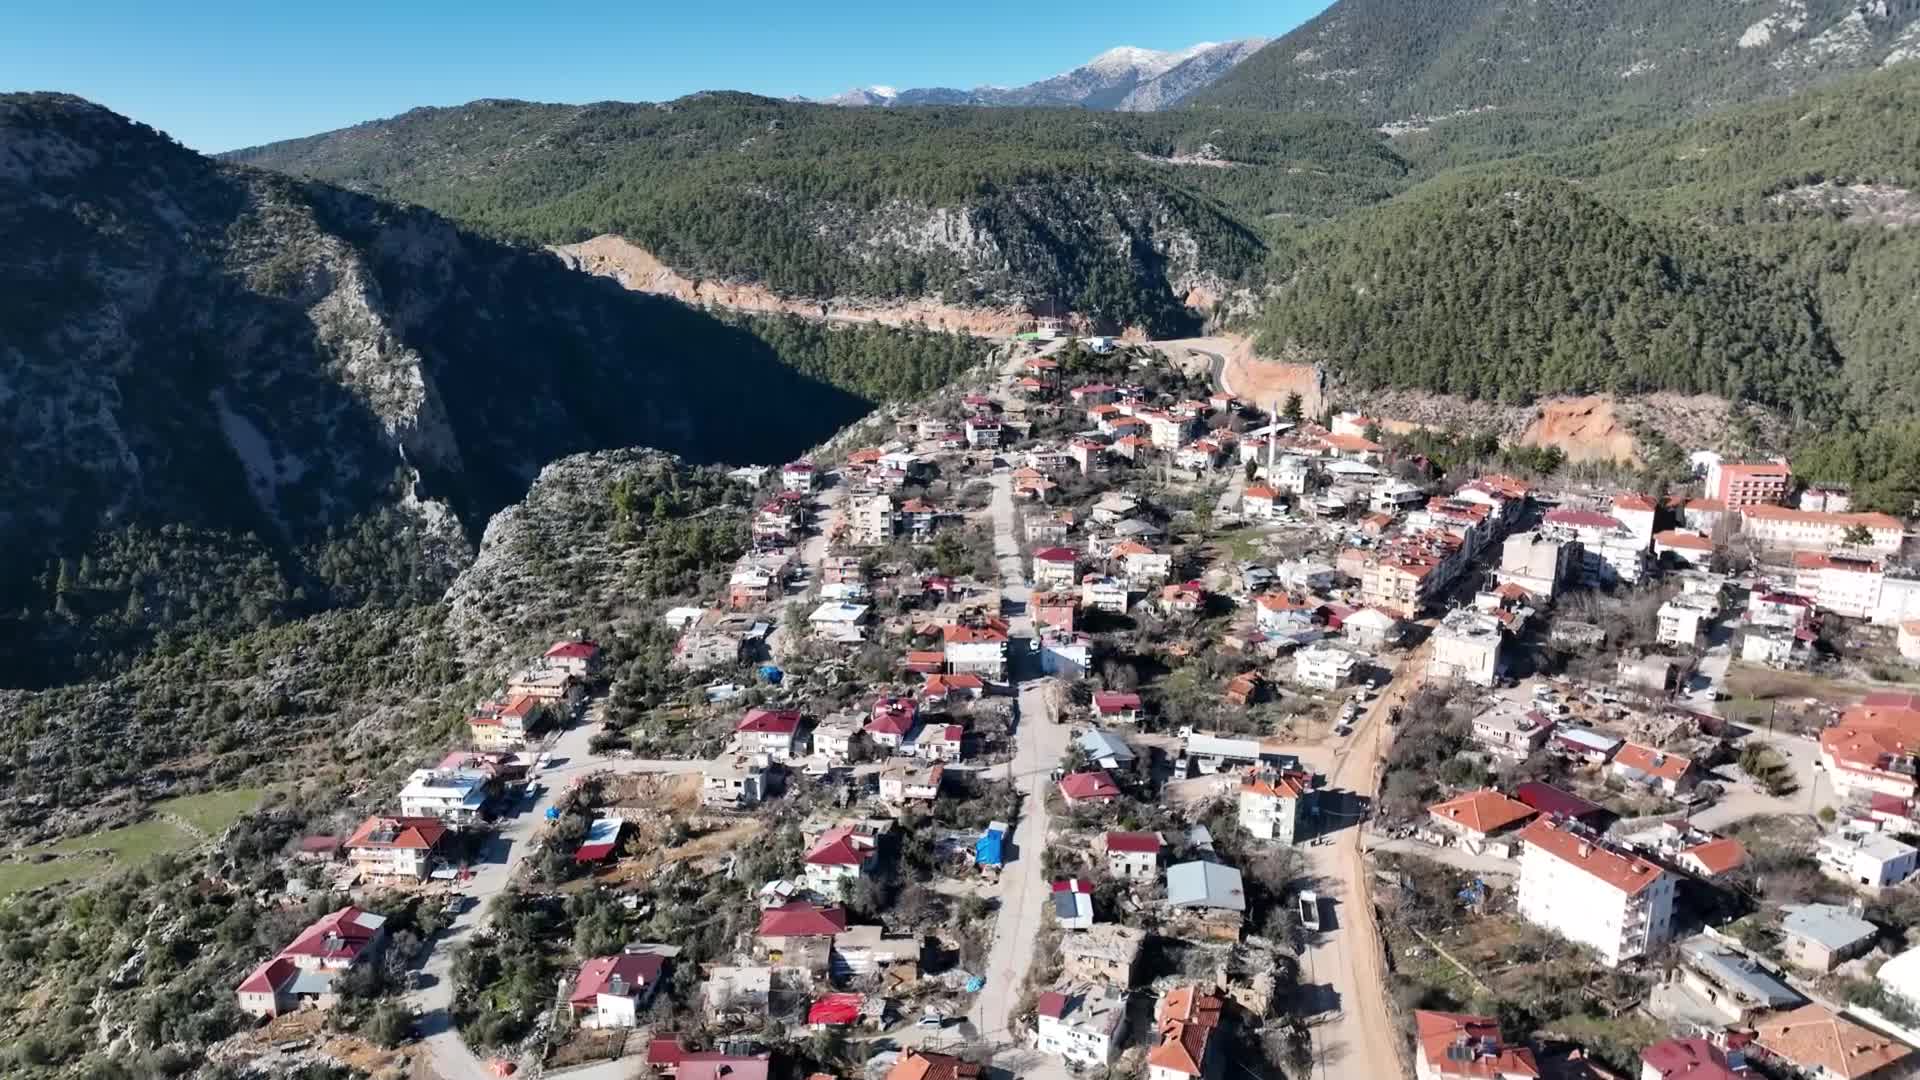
[1146,986,1223,1080]
[1755,1004,1911,1080]
[1412,1011,1540,1079]
[1819,692,1920,799]
[1676,836,1748,880]
[1427,790,1538,842]
[1514,818,1674,967]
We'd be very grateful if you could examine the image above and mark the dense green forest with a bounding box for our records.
[731,314,992,403]
[229,95,1407,329]
[1256,176,1843,411]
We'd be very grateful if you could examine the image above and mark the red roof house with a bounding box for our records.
[757,902,848,939]
[1059,770,1123,804]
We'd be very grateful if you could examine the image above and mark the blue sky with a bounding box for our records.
[3,1,1329,153]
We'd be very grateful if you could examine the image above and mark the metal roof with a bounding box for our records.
[1166,861,1246,912]
[1781,903,1877,951]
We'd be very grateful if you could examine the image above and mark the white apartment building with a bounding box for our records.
[1034,983,1128,1068]
[1657,593,1716,650]
[1116,545,1173,585]
[943,626,1009,679]
[1792,552,1887,620]
[1238,769,1312,843]
[1739,505,1904,554]
[1428,609,1504,687]
[1370,480,1426,514]
[1497,531,1576,601]
[1080,576,1130,615]
[1878,575,1920,627]
[1541,509,1647,587]
[1294,641,1363,691]
[1611,494,1658,550]
[398,769,490,823]
[1516,819,1674,967]
[781,461,817,493]
[850,494,895,546]
[1818,831,1919,889]
[1032,548,1080,589]
[1240,485,1282,520]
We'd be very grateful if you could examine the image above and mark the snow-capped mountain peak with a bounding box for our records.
[1084,43,1222,78]
[815,38,1269,112]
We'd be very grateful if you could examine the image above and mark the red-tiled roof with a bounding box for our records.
[546,639,600,660]
[757,902,847,938]
[1147,987,1223,1077]
[345,815,449,852]
[1515,820,1665,895]
[1033,547,1078,563]
[1105,831,1161,854]
[1512,782,1604,820]
[1640,1038,1741,1080]
[1741,504,1902,530]
[805,828,870,867]
[281,906,386,963]
[568,952,664,1006]
[1036,990,1070,1019]
[1822,695,1920,780]
[884,1051,981,1080]
[1093,691,1142,712]
[1427,790,1538,836]
[1654,530,1715,551]
[1679,836,1747,876]
[1413,1011,1540,1078]
[1242,768,1312,800]
[1757,1004,1911,1080]
[1059,770,1122,802]
[737,708,802,734]
[1544,508,1625,530]
[1613,742,1694,782]
[237,956,299,995]
[924,673,984,696]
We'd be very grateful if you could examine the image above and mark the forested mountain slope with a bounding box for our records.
[1256,63,1920,507]
[0,94,983,687]
[228,95,1409,333]
[1191,0,1920,122]
[1257,176,1842,410]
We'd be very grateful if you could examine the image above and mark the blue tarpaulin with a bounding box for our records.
[759,665,784,684]
[975,821,1007,867]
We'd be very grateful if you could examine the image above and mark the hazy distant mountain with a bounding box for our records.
[819,40,1269,111]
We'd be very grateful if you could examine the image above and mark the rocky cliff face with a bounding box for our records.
[0,93,869,683]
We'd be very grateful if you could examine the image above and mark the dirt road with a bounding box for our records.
[967,350,1074,1080]
[1298,639,1431,1080]
[406,712,708,1080]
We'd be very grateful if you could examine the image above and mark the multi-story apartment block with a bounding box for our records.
[1706,460,1790,509]
[1515,818,1674,967]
